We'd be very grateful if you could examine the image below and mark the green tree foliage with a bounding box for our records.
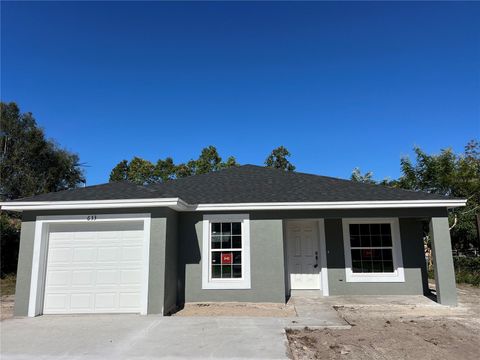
[175,160,197,179]
[396,141,480,250]
[154,157,176,182]
[350,167,375,184]
[109,160,129,182]
[0,102,85,275]
[127,157,156,185]
[221,156,239,169]
[351,140,480,250]
[1,102,85,200]
[109,146,240,184]
[265,146,296,171]
[196,146,223,174]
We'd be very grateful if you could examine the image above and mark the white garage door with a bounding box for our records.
[43,221,146,314]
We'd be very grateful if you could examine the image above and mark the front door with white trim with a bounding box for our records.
[287,220,321,290]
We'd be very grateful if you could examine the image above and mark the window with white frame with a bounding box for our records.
[202,214,251,289]
[342,218,405,282]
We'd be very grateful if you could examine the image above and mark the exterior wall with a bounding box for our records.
[13,207,177,316]
[249,209,436,297]
[430,217,457,305]
[177,208,445,304]
[13,205,448,316]
[14,213,36,316]
[147,207,178,314]
[325,218,428,295]
[163,209,178,314]
[177,213,286,304]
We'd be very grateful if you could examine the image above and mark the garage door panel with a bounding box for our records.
[71,270,94,285]
[73,247,96,262]
[97,247,120,261]
[95,293,117,310]
[122,246,143,261]
[70,294,93,310]
[46,270,70,286]
[96,270,119,285]
[119,293,141,308]
[120,269,142,284]
[44,294,68,312]
[43,220,145,314]
[48,248,73,263]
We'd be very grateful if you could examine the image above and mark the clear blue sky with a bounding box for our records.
[2,1,479,185]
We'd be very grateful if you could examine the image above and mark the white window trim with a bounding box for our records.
[28,213,151,317]
[202,214,251,290]
[342,218,405,283]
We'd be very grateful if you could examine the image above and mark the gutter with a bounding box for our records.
[0,198,467,212]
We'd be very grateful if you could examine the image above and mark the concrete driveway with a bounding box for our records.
[1,315,290,359]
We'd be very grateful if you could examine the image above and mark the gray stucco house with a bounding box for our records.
[1,165,466,316]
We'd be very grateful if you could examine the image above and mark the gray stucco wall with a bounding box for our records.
[430,217,457,305]
[177,208,443,304]
[177,213,286,304]
[13,213,36,316]
[162,209,178,314]
[13,206,448,316]
[325,218,428,295]
[13,208,177,316]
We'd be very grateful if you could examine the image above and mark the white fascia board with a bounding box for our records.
[191,199,467,211]
[0,198,189,212]
[1,198,466,212]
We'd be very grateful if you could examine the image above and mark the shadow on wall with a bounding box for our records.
[177,214,201,306]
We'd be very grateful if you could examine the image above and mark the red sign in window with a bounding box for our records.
[362,249,373,257]
[221,253,232,264]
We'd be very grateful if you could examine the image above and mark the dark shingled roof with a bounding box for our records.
[149,164,449,203]
[16,181,159,202]
[13,165,450,203]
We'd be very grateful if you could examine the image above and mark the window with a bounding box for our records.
[202,214,251,289]
[342,218,404,282]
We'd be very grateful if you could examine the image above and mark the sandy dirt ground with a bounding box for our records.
[287,284,480,360]
[1,295,15,321]
[174,302,297,317]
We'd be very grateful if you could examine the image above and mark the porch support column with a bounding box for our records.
[429,217,457,306]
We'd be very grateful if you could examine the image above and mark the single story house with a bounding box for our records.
[1,165,466,316]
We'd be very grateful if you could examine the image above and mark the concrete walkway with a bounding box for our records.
[1,304,347,360]
[1,315,290,359]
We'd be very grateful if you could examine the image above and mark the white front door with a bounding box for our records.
[43,221,145,314]
[287,220,321,290]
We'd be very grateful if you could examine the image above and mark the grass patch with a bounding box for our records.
[0,274,16,296]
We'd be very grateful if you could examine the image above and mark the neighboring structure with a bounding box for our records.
[1,165,465,316]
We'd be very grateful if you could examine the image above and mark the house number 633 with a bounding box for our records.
[87,215,97,221]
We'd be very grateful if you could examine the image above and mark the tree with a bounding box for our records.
[350,140,479,250]
[175,160,196,178]
[154,157,176,182]
[109,146,239,182]
[399,141,479,250]
[109,160,129,182]
[126,157,155,185]
[0,102,85,275]
[350,167,375,184]
[221,156,239,169]
[1,102,85,200]
[196,146,223,174]
[265,146,296,171]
